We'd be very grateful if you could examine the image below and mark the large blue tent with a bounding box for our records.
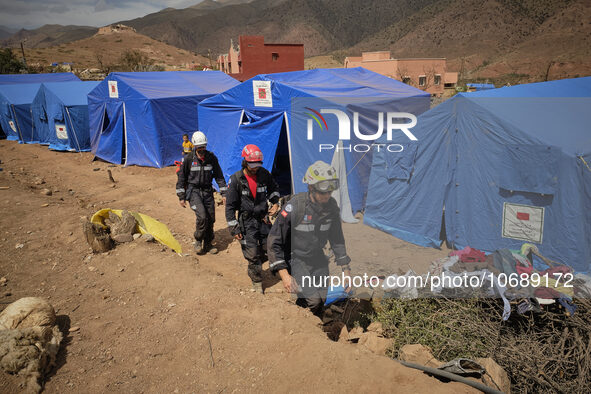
[87,71,240,168]
[198,67,430,212]
[0,73,80,85]
[364,77,591,272]
[0,83,42,143]
[32,81,100,151]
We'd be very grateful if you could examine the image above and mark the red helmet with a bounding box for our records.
[241,144,263,162]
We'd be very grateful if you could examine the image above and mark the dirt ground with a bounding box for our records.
[0,140,471,393]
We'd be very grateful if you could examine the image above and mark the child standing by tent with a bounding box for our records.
[181,133,193,158]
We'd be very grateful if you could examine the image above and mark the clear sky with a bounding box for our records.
[0,0,201,30]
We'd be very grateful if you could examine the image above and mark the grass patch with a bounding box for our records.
[374,298,500,360]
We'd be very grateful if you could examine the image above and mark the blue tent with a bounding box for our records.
[364,77,591,272]
[0,73,80,85]
[32,81,100,151]
[0,83,42,143]
[198,67,430,211]
[87,71,240,167]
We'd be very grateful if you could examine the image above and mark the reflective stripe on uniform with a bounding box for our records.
[176,188,185,193]
[294,223,314,232]
[319,223,331,231]
[256,186,267,192]
[269,260,285,268]
[203,165,213,171]
[227,220,238,226]
[190,166,201,171]
[219,187,228,192]
[241,190,249,195]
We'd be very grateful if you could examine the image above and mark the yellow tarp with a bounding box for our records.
[91,209,182,255]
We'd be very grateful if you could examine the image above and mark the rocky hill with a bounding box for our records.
[21,25,209,72]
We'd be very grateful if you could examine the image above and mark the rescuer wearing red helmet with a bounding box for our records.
[225,144,281,293]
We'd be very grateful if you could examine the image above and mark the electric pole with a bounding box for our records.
[20,39,28,72]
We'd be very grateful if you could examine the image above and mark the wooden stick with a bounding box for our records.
[207,333,215,368]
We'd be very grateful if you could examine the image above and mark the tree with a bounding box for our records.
[118,49,155,72]
[397,65,412,86]
[94,52,112,75]
[0,48,25,74]
[417,66,439,93]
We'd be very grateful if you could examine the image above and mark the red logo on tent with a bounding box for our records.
[516,212,530,221]
[258,88,266,99]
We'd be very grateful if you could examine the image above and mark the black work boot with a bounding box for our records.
[251,282,263,294]
[206,242,218,255]
[194,240,205,255]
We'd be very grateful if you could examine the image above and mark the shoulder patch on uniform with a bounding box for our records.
[284,204,292,212]
[281,210,288,218]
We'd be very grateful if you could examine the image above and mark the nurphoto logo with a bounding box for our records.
[304,108,418,153]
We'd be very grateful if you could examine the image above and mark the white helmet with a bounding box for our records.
[191,131,207,147]
[303,161,339,192]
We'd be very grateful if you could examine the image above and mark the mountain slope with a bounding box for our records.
[2,24,98,48]
[116,0,589,81]
[120,0,443,55]
[475,0,591,80]
[120,0,287,53]
[2,0,588,81]
[22,27,208,71]
[0,25,17,40]
[345,0,589,81]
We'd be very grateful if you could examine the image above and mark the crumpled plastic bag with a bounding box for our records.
[438,358,485,376]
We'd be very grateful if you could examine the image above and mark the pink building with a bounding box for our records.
[344,51,458,96]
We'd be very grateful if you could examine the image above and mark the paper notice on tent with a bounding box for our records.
[55,124,67,139]
[502,202,544,243]
[108,81,119,98]
[8,120,16,133]
[253,81,272,107]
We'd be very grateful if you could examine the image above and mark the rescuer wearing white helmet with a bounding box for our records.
[176,131,227,255]
[267,161,351,316]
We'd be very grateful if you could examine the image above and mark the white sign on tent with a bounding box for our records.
[55,124,68,140]
[108,81,119,99]
[502,202,544,243]
[253,80,272,107]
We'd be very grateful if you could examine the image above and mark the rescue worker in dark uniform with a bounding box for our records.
[225,144,280,293]
[267,161,351,316]
[176,131,227,255]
